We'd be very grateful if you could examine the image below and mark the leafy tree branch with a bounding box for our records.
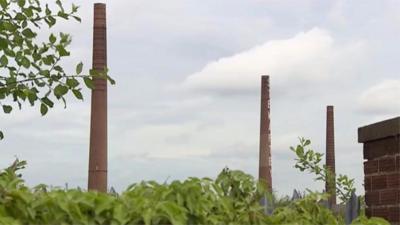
[291,138,356,203]
[0,0,115,140]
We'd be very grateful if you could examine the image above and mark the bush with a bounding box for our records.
[0,159,390,225]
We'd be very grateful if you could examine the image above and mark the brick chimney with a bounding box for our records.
[88,3,108,192]
[326,105,336,207]
[259,75,272,191]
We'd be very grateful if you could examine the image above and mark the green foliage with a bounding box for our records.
[266,192,342,224]
[0,0,114,140]
[0,160,389,225]
[291,138,356,203]
[351,216,390,225]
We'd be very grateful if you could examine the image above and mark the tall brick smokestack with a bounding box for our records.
[259,75,272,191]
[88,3,107,192]
[326,105,336,207]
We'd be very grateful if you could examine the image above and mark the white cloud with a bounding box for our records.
[327,0,347,26]
[181,28,366,94]
[358,79,400,116]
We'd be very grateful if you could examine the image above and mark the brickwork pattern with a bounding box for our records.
[259,75,272,191]
[258,76,272,191]
[88,3,108,192]
[326,105,336,207]
[360,118,400,224]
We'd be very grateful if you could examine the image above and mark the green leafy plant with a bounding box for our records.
[0,0,115,140]
[266,192,342,224]
[291,138,356,203]
[0,159,390,225]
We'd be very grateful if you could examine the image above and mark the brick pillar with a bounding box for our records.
[359,117,400,224]
[326,105,336,207]
[88,3,108,192]
[259,75,272,191]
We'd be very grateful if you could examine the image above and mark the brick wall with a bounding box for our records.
[359,117,400,224]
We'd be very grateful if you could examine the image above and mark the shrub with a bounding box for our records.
[0,159,390,225]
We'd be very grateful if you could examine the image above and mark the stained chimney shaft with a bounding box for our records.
[88,3,108,192]
[326,105,336,207]
[259,75,272,191]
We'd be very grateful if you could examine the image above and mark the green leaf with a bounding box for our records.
[76,62,83,74]
[45,16,56,27]
[56,45,69,57]
[73,16,81,22]
[21,57,30,68]
[83,77,94,89]
[41,97,54,108]
[23,7,33,17]
[22,28,36,38]
[89,69,99,76]
[54,65,64,72]
[27,90,37,106]
[42,55,54,65]
[2,105,12,113]
[0,131,3,140]
[40,103,48,116]
[21,19,27,28]
[0,38,8,50]
[55,0,64,11]
[57,11,69,19]
[14,12,26,20]
[4,48,15,57]
[45,4,51,15]
[49,34,57,44]
[17,0,25,8]
[72,90,83,100]
[107,75,116,85]
[3,22,17,32]
[54,85,68,98]
[0,55,8,67]
[0,0,7,9]
[66,78,79,88]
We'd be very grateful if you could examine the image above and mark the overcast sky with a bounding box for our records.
[0,0,399,197]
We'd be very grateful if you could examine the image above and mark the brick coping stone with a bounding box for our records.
[358,117,400,143]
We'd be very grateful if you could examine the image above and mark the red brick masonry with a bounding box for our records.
[88,3,108,192]
[259,75,272,191]
[326,106,336,207]
[359,117,400,224]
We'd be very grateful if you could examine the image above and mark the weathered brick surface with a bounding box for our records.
[365,176,372,191]
[358,117,400,142]
[364,160,378,174]
[373,207,389,219]
[259,76,272,192]
[365,207,372,217]
[387,172,400,188]
[371,174,387,190]
[380,189,398,205]
[88,3,108,193]
[397,155,400,171]
[363,137,399,160]
[365,191,379,205]
[380,157,396,172]
[388,206,400,222]
[359,117,400,224]
[325,105,336,207]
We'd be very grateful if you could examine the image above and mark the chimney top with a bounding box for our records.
[94,3,106,7]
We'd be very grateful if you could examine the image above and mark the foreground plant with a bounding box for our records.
[0,159,389,225]
[291,138,356,203]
